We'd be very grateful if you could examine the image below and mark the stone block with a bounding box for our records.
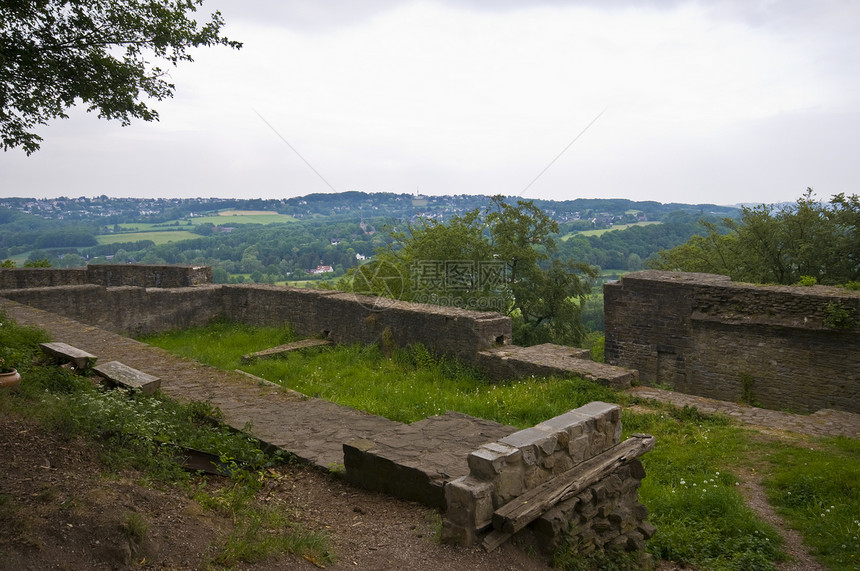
[93,361,160,395]
[632,503,649,521]
[499,426,559,457]
[39,342,97,370]
[496,467,525,504]
[535,410,589,434]
[590,431,607,455]
[466,442,520,480]
[629,458,646,480]
[569,433,590,463]
[444,476,494,529]
[637,521,657,540]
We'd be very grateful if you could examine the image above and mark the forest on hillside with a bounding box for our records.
[0,193,736,282]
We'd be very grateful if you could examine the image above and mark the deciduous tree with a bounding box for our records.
[649,189,860,285]
[1,0,240,153]
[346,196,597,346]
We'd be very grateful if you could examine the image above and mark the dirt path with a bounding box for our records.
[0,416,551,571]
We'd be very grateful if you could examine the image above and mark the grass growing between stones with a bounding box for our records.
[0,313,334,569]
[142,321,859,570]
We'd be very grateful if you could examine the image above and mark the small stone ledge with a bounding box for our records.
[39,342,97,371]
[475,345,636,389]
[241,338,332,363]
[93,361,161,395]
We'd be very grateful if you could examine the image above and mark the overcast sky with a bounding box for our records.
[2,0,859,205]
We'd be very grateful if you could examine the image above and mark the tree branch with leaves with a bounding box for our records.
[1,0,241,154]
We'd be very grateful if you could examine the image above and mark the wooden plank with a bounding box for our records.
[93,361,161,395]
[39,342,97,370]
[241,339,332,363]
[481,530,513,553]
[491,434,655,536]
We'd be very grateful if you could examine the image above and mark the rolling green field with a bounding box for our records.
[561,221,661,239]
[192,211,296,225]
[95,230,199,246]
[107,211,296,235]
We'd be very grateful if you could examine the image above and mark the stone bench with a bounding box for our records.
[39,342,97,371]
[93,361,161,395]
[241,338,332,363]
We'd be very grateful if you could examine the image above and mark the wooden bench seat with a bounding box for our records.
[93,361,161,395]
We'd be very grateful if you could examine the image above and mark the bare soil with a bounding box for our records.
[0,414,551,571]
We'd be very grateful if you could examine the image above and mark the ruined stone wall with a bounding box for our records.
[0,285,223,336]
[0,274,511,363]
[0,265,211,290]
[221,285,511,363]
[443,402,653,553]
[0,268,89,289]
[605,271,860,413]
[84,264,211,287]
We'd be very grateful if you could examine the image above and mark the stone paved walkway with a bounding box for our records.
[2,301,400,469]
[628,387,860,438]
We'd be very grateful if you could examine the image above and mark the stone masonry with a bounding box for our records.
[443,402,654,553]
[0,264,210,289]
[0,265,634,384]
[605,271,860,414]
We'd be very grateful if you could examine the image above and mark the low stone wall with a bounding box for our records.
[532,458,653,554]
[0,268,89,289]
[0,285,223,336]
[0,281,511,364]
[605,271,860,414]
[443,402,653,553]
[85,264,211,288]
[0,264,211,290]
[221,285,512,364]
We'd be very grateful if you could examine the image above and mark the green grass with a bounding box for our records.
[192,212,296,225]
[142,327,622,426]
[560,221,661,239]
[142,319,295,370]
[140,320,860,570]
[0,312,333,567]
[764,438,860,570]
[9,315,856,570]
[95,230,199,245]
[624,408,786,570]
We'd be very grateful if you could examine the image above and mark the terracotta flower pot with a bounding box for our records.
[0,369,22,391]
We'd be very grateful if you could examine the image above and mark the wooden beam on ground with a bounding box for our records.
[93,361,161,395]
[490,434,655,537]
[241,339,332,363]
[39,342,97,371]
